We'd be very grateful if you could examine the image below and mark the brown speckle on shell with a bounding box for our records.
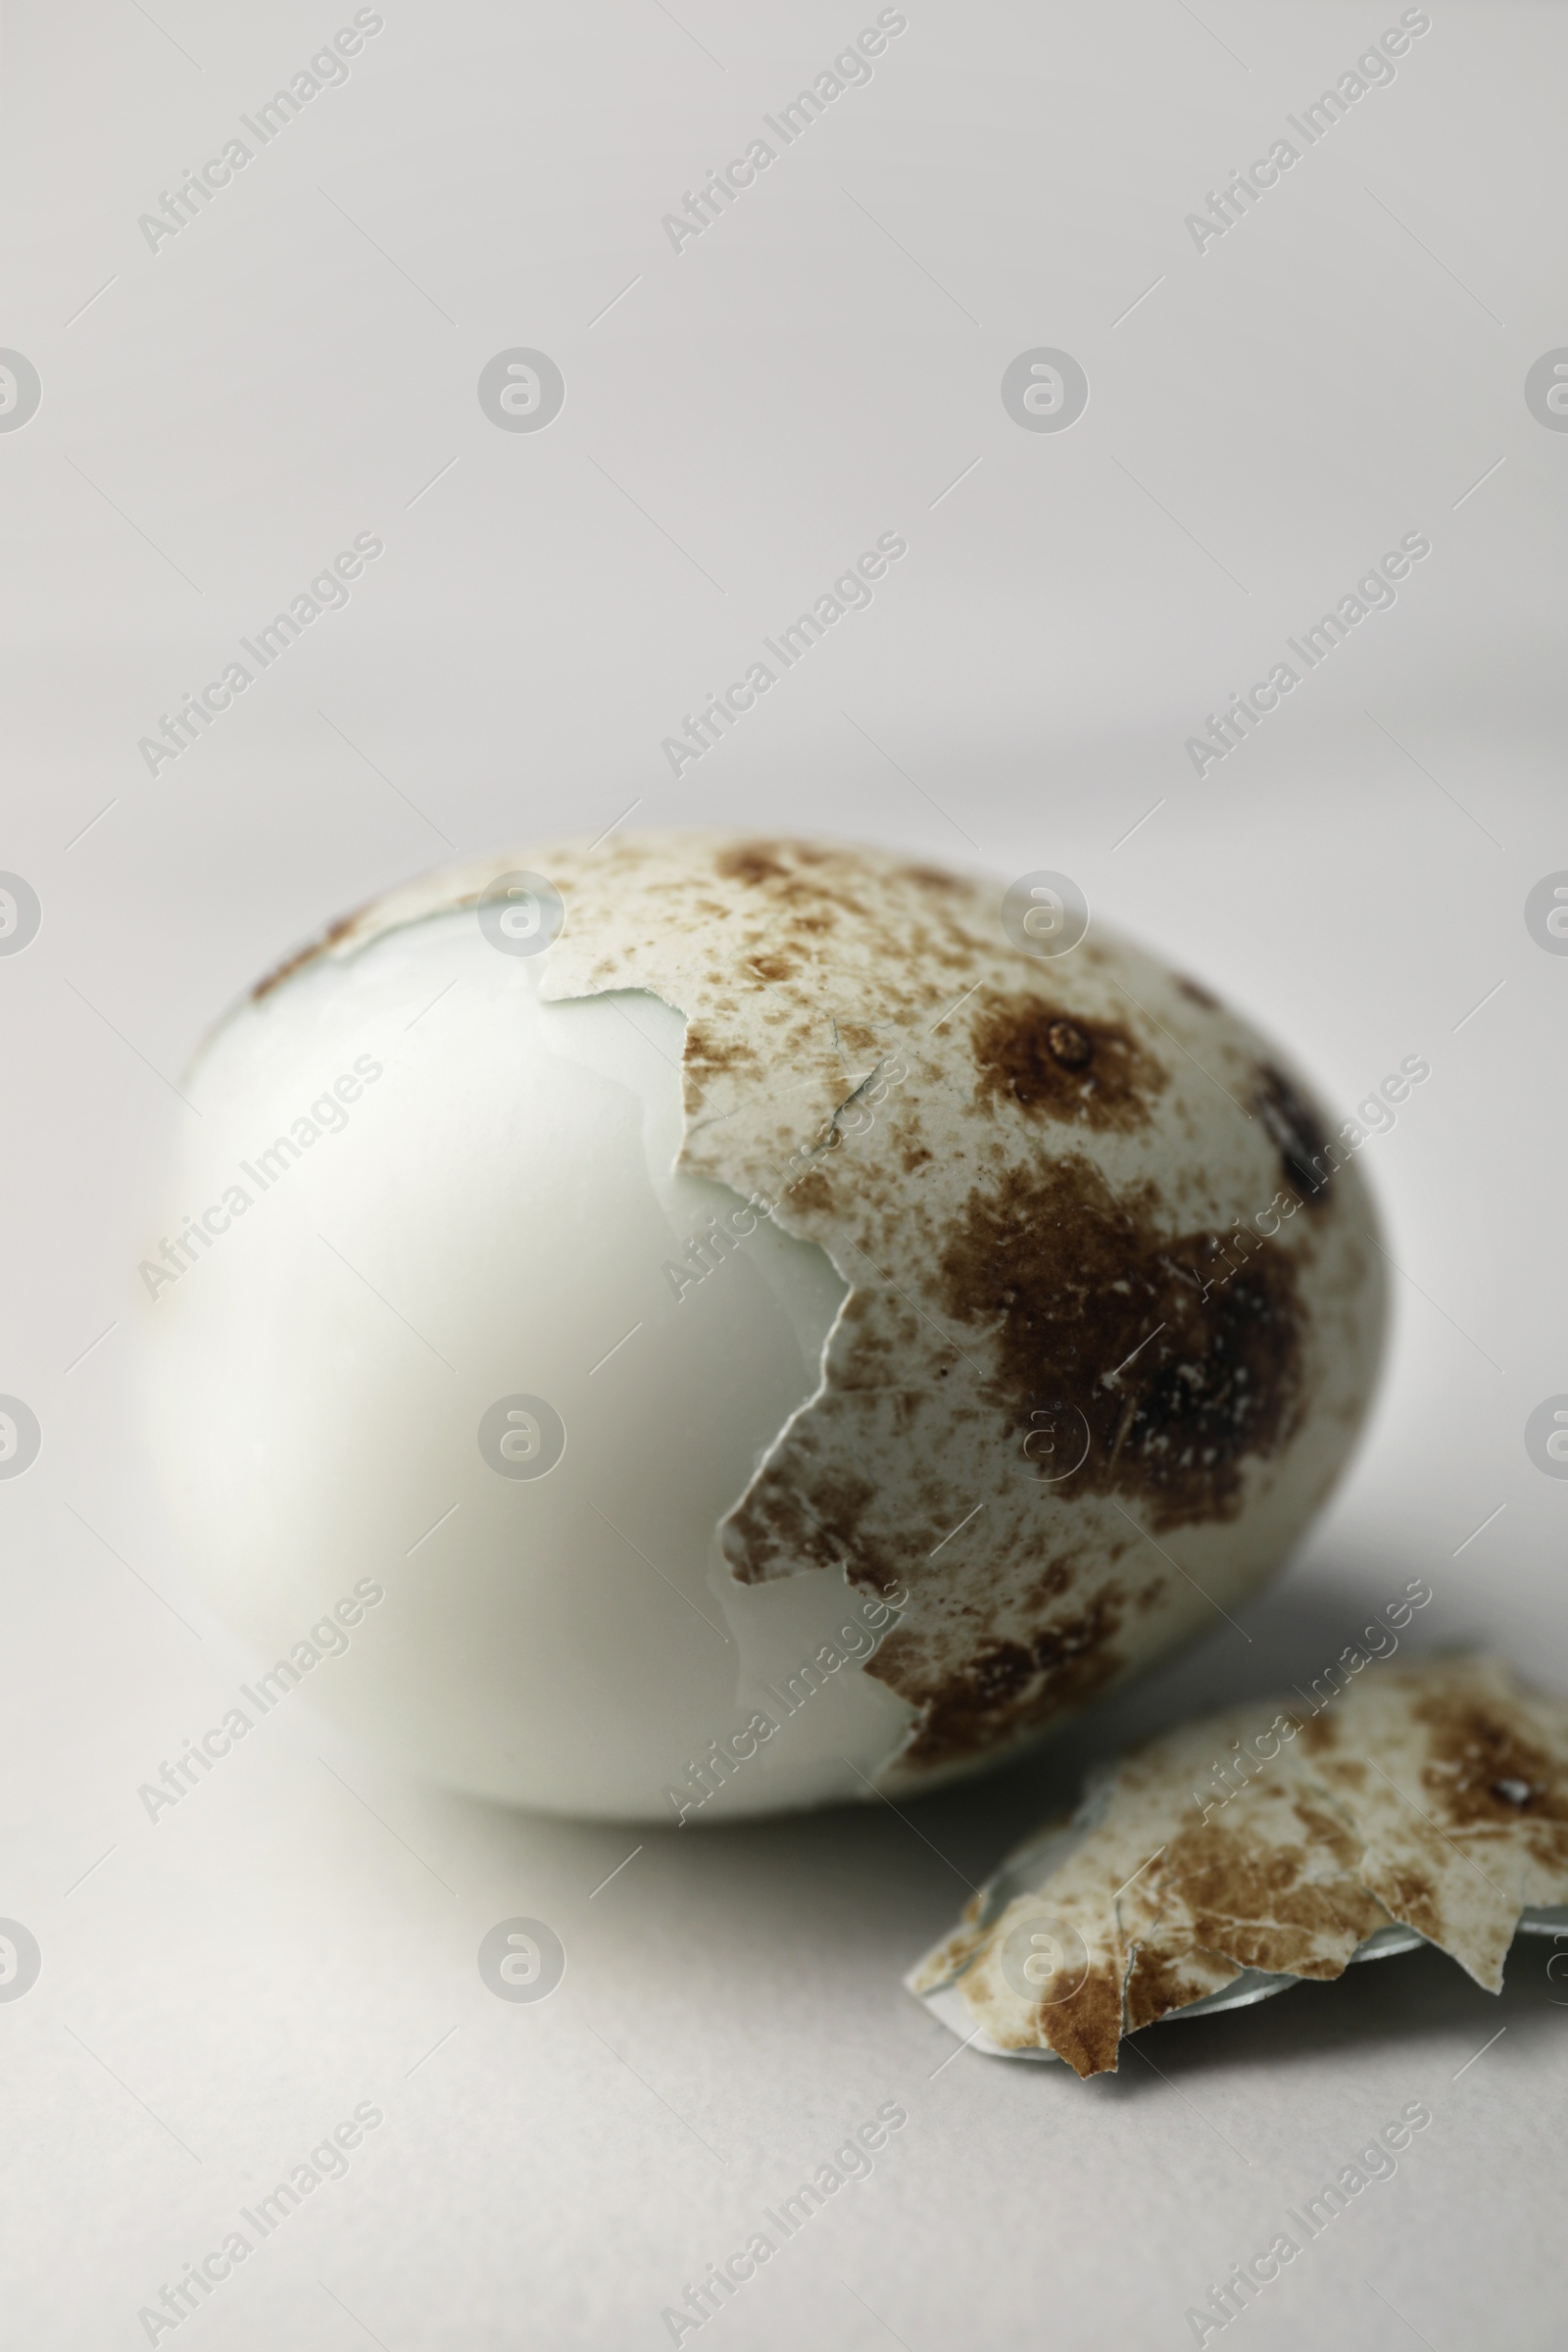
[1415,1693,1568,1837]
[937,1155,1306,1533]
[889,1589,1126,1770]
[1255,1060,1339,1211]
[714,843,791,887]
[251,908,364,1002]
[970,993,1165,1129]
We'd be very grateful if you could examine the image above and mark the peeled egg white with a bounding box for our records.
[140,834,1386,1821]
[141,918,909,1816]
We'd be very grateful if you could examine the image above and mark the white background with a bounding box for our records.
[3,2,1567,2345]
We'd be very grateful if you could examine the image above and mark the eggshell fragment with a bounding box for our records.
[908,1654,1568,2076]
[142,832,1387,1817]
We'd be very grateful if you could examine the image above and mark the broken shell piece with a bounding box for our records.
[907,1653,1568,2077]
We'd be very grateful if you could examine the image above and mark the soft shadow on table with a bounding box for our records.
[449,1561,1557,2082]
[857,1561,1463,1887]
[462,1558,1504,1909]
[1087,1931,1564,2098]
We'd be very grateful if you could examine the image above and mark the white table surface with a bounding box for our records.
[3,3,1566,2345]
